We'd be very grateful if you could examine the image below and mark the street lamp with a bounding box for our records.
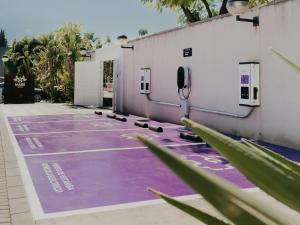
[117,35,134,50]
[227,0,259,27]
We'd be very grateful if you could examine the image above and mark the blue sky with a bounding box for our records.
[0,0,177,44]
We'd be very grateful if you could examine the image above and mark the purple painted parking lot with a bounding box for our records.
[10,118,177,134]
[7,113,300,214]
[15,127,191,155]
[25,146,253,213]
[8,113,140,123]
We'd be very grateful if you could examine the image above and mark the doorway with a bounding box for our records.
[103,60,114,108]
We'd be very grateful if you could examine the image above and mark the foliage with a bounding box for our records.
[4,37,43,76]
[181,118,300,212]
[0,29,8,47]
[141,0,270,24]
[103,61,113,85]
[270,48,300,74]
[137,117,300,224]
[249,0,270,7]
[3,23,102,102]
[33,34,65,101]
[95,39,103,49]
[138,28,149,36]
[148,188,230,225]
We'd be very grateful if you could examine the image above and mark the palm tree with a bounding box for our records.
[34,34,65,101]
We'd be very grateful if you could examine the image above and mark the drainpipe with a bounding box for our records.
[146,94,180,107]
[190,105,255,119]
[146,94,255,118]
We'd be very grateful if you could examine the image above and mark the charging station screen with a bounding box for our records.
[241,75,249,84]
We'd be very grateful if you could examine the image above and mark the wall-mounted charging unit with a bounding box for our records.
[177,66,191,117]
[177,67,190,90]
[177,66,191,100]
[239,62,260,106]
[140,68,151,94]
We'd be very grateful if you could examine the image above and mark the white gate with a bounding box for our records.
[74,61,102,107]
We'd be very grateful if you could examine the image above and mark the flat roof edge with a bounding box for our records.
[128,0,291,43]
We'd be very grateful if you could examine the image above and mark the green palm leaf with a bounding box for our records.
[148,188,230,225]
[182,118,300,212]
[271,48,300,74]
[242,139,300,176]
[137,136,295,225]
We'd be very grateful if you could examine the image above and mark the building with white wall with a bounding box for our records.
[74,44,124,112]
[121,0,300,149]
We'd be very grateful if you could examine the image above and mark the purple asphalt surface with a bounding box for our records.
[7,113,300,214]
[10,118,177,135]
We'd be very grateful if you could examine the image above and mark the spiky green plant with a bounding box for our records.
[270,48,300,74]
[137,118,300,225]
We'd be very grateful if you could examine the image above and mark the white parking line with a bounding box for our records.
[27,187,260,220]
[9,117,140,125]
[14,125,183,136]
[23,143,205,157]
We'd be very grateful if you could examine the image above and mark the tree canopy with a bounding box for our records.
[138,28,149,36]
[141,0,270,24]
[3,23,102,102]
[0,29,8,47]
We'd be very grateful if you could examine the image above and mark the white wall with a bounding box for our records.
[74,61,102,106]
[95,45,125,112]
[74,45,124,108]
[94,44,123,62]
[122,0,300,149]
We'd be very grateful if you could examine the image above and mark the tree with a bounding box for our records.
[95,39,102,49]
[34,34,65,102]
[83,32,99,49]
[138,28,149,36]
[0,29,8,47]
[141,0,270,24]
[56,23,92,102]
[3,23,97,103]
[4,37,43,76]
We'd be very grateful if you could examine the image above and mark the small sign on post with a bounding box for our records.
[183,48,192,57]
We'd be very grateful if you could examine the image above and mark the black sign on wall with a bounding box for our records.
[4,73,34,104]
[183,48,192,57]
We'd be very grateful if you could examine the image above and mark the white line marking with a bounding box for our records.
[32,137,43,148]
[9,117,140,125]
[26,137,37,149]
[32,188,260,220]
[13,117,22,122]
[23,124,29,131]
[18,125,25,132]
[24,143,205,157]
[4,117,45,219]
[14,126,183,136]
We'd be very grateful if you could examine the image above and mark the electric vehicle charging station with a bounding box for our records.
[239,62,260,106]
[177,66,191,117]
[177,66,191,90]
[143,61,260,119]
[140,68,151,94]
